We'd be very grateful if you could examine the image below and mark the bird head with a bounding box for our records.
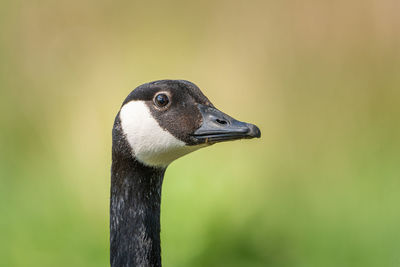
[115,80,261,167]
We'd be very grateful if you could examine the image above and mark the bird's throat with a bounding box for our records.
[110,153,165,267]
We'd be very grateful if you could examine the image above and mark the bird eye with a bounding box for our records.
[154,93,169,108]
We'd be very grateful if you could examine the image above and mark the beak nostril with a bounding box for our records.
[216,119,227,125]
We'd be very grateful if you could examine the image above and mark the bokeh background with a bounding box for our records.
[1,0,400,266]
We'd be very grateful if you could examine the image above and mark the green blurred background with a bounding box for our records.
[1,0,399,266]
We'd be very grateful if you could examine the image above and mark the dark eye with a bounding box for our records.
[154,93,169,107]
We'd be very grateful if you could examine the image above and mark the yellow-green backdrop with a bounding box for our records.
[1,0,399,266]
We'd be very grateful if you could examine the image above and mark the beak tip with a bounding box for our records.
[248,124,261,138]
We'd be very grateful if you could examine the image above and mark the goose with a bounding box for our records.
[111,80,261,267]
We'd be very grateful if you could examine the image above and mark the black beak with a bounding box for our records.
[191,104,261,144]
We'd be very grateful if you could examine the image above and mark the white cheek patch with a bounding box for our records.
[120,101,202,167]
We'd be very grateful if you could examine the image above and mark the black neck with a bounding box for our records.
[110,149,166,267]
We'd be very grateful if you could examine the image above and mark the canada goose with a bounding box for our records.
[111,80,261,267]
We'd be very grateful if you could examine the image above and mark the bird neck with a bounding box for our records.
[110,151,166,267]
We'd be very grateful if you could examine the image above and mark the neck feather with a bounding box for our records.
[110,149,165,267]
